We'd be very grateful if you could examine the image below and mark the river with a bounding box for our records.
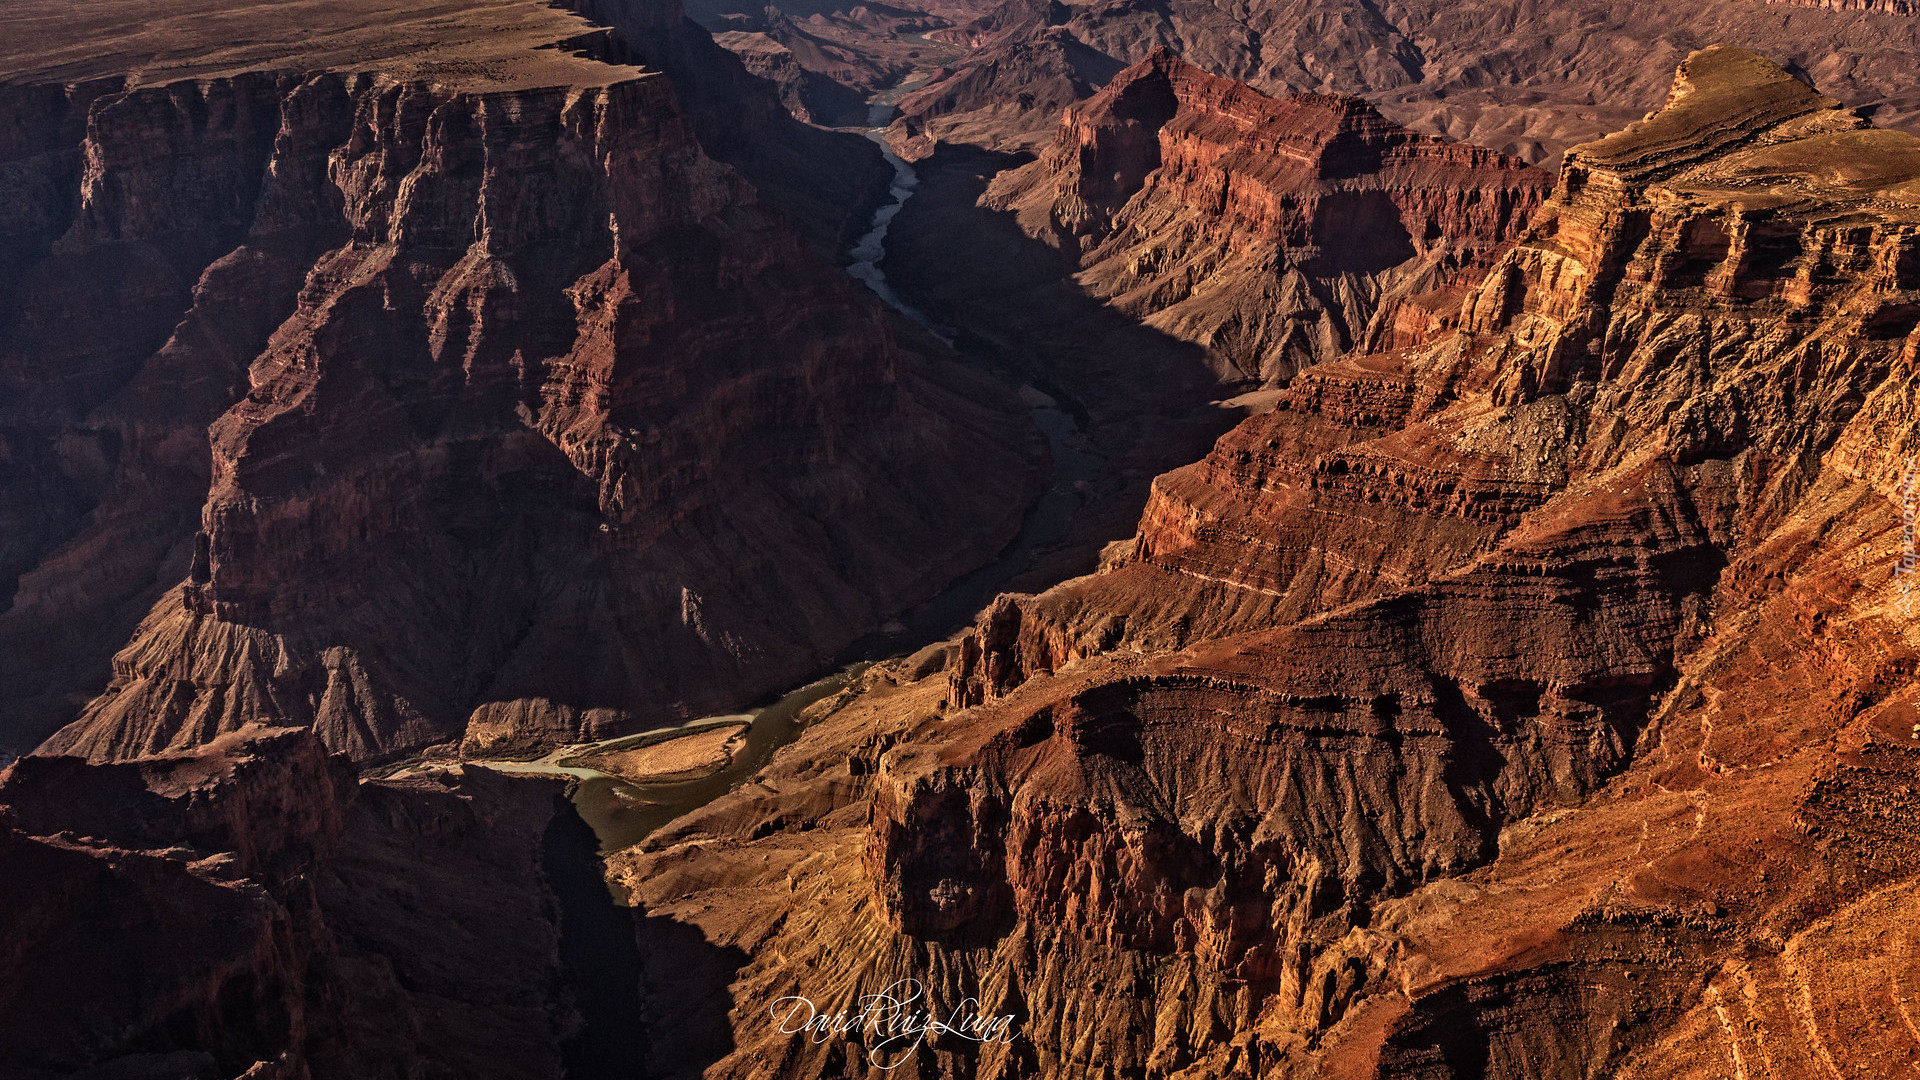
[490,113,1103,867]
[531,98,1111,1080]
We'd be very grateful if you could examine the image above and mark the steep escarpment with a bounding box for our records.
[0,727,576,1080]
[555,0,892,250]
[952,43,1920,705]
[863,56,1544,591]
[0,0,1043,762]
[985,49,1549,381]
[0,70,362,759]
[613,48,1920,1079]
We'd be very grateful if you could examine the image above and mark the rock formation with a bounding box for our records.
[985,49,1550,381]
[556,0,893,251]
[884,0,1920,169]
[0,0,1043,762]
[611,46,1920,1078]
[0,727,577,1080]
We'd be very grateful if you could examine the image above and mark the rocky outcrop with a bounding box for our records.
[611,48,1920,1079]
[0,728,578,1080]
[984,50,1549,381]
[907,45,1920,1074]
[0,728,346,1080]
[0,0,1043,762]
[951,44,1920,709]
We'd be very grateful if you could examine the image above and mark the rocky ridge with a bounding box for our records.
[612,47,1920,1079]
[0,0,1043,762]
[985,48,1550,381]
[883,0,1920,171]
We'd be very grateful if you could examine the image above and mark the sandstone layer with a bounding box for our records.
[985,49,1550,382]
[612,47,1920,1079]
[0,0,1043,762]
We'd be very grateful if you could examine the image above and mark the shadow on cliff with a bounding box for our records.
[542,799,747,1080]
[882,145,1247,582]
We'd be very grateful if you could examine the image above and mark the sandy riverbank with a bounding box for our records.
[558,722,751,784]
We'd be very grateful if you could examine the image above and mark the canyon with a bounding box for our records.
[0,0,1042,764]
[610,44,1920,1079]
[691,0,1920,176]
[3,0,1920,1075]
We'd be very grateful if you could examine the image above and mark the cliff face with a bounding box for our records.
[555,0,892,250]
[0,0,1042,762]
[953,44,1920,708]
[0,730,577,1080]
[985,50,1549,382]
[613,48,1920,1079]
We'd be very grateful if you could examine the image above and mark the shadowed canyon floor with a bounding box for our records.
[4,0,1920,1076]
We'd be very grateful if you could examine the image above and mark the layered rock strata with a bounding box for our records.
[886,0,1920,169]
[0,0,1042,761]
[986,49,1550,381]
[614,47,1920,1079]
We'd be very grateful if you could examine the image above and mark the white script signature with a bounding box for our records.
[768,979,1018,1069]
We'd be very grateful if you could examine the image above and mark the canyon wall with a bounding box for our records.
[555,0,891,250]
[0,728,575,1080]
[0,0,1043,762]
[613,47,1920,1079]
[986,49,1549,381]
[884,0,1920,170]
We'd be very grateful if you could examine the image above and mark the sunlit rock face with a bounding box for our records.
[984,48,1550,384]
[609,48,1920,1080]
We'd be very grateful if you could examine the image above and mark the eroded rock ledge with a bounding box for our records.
[0,728,576,1080]
[0,0,1042,763]
[616,47,1920,1080]
[984,48,1551,382]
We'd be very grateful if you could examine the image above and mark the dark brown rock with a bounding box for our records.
[0,729,579,1080]
[0,0,1043,763]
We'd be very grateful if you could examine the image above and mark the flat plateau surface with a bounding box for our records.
[0,0,641,88]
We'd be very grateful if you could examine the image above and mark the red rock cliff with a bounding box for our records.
[986,49,1550,381]
[609,47,1920,1080]
[0,0,1042,762]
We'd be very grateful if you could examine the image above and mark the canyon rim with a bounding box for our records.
[3,2,1920,1080]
